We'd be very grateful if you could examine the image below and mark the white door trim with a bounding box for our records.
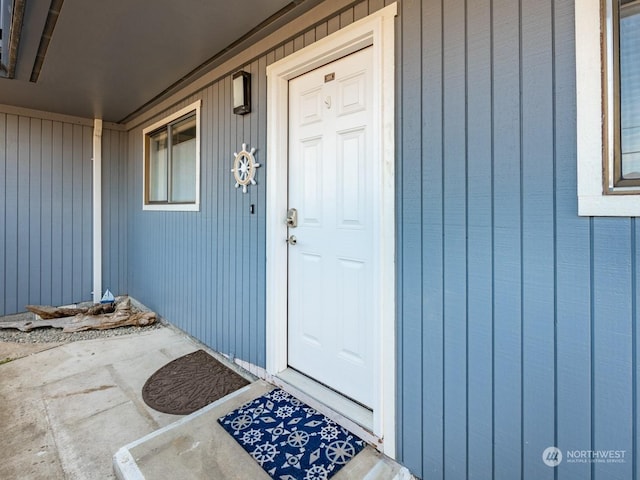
[266,3,397,457]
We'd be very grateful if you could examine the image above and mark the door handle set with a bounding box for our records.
[286,208,298,245]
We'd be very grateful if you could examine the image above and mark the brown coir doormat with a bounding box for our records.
[142,350,250,415]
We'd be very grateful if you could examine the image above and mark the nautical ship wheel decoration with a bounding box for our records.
[231,143,260,193]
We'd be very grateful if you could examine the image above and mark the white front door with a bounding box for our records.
[287,47,375,408]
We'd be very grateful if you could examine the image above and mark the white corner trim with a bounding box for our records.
[576,0,640,216]
[266,2,397,458]
[93,118,103,303]
[141,100,202,212]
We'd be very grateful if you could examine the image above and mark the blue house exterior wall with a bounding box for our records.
[111,1,639,478]
[0,107,129,316]
[124,85,268,368]
[0,110,102,315]
[397,1,638,479]
[0,0,631,479]
[102,128,129,297]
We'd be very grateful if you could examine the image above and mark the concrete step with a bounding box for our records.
[113,380,412,480]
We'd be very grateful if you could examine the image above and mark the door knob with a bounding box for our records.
[287,235,297,245]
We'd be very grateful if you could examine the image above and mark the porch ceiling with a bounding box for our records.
[0,0,322,123]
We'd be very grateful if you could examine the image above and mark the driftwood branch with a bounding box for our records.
[0,298,156,332]
[25,303,116,319]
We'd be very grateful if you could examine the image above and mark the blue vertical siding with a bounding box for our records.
[39,120,53,307]
[443,1,468,478]
[554,0,593,457]
[466,1,493,479]
[398,0,426,475]
[123,83,270,362]
[593,218,634,480]
[102,127,129,296]
[493,0,524,477]
[3,114,18,314]
[50,121,64,304]
[521,1,556,479]
[396,0,639,479]
[28,119,42,308]
[0,110,94,315]
[635,220,640,480]
[17,117,30,312]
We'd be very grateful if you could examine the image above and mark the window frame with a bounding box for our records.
[576,0,640,216]
[613,0,640,187]
[142,100,201,212]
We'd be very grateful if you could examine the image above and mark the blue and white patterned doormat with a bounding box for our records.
[217,388,366,480]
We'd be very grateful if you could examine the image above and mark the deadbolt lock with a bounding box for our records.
[286,208,298,228]
[287,235,297,246]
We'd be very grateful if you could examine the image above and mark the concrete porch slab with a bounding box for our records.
[0,341,65,362]
[0,327,205,479]
[0,324,411,479]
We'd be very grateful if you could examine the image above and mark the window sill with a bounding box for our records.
[578,194,640,217]
[143,203,200,212]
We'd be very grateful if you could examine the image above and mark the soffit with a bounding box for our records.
[0,0,312,122]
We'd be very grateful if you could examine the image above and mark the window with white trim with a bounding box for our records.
[576,0,640,216]
[617,1,640,185]
[143,101,201,211]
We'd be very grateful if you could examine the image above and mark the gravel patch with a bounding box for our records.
[0,301,164,345]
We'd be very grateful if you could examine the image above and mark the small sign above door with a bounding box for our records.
[324,72,335,82]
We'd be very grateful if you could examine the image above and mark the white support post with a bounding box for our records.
[92,119,103,303]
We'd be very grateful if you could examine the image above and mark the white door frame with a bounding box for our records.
[265,3,397,457]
